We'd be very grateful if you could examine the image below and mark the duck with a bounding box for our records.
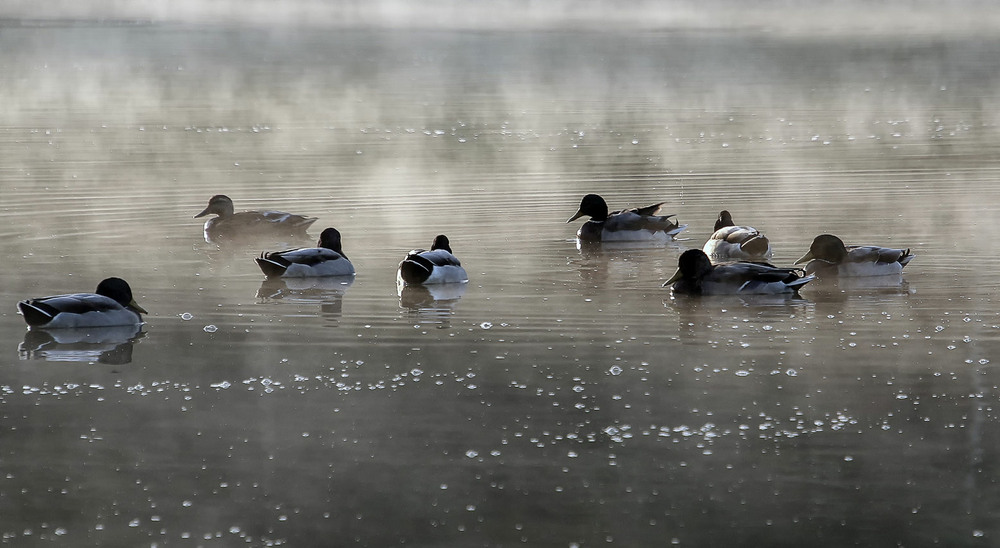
[17,277,148,328]
[255,227,355,278]
[567,194,686,243]
[702,210,772,261]
[195,194,318,240]
[397,235,469,285]
[794,234,914,277]
[663,249,814,295]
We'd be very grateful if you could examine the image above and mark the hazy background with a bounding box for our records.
[2,0,1000,35]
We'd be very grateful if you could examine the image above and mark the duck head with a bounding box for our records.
[663,249,714,288]
[96,277,148,315]
[318,228,347,258]
[795,234,847,265]
[714,210,735,231]
[430,235,452,253]
[195,195,235,218]
[567,194,609,223]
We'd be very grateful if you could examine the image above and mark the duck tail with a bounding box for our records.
[398,255,434,285]
[255,253,289,278]
[17,300,57,327]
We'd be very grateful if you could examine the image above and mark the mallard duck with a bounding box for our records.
[17,277,147,328]
[397,235,469,285]
[255,227,355,278]
[664,249,814,295]
[195,194,317,240]
[795,234,914,277]
[702,210,772,261]
[567,194,686,243]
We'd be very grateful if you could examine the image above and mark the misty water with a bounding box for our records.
[3,18,1000,547]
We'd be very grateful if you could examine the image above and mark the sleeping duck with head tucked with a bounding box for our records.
[195,194,318,241]
[17,277,147,328]
[795,234,914,277]
[255,227,355,278]
[702,210,772,261]
[664,249,814,295]
[397,235,469,286]
[567,194,686,243]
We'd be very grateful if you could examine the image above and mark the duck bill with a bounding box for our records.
[130,299,149,315]
[194,207,211,218]
[793,250,814,265]
[566,209,586,223]
[662,268,683,287]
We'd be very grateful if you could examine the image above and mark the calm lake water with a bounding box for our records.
[3,20,1000,547]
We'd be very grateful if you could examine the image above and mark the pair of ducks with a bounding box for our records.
[567,193,914,295]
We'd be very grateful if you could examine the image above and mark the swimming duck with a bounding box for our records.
[567,194,687,243]
[702,210,772,261]
[17,277,147,328]
[664,249,814,295]
[255,227,355,278]
[794,234,914,277]
[195,194,318,240]
[397,235,469,285]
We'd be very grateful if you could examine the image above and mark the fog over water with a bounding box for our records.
[2,2,1000,547]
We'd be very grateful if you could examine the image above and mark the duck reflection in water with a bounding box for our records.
[19,325,145,365]
[257,277,355,324]
[398,283,467,327]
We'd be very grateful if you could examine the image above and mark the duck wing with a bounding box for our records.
[18,293,124,326]
[604,208,680,233]
[846,245,913,265]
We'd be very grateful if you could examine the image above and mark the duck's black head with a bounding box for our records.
[195,195,235,218]
[567,194,609,223]
[96,277,148,314]
[430,235,452,253]
[318,227,346,257]
[797,234,847,264]
[714,210,735,231]
[678,249,714,279]
[664,249,714,293]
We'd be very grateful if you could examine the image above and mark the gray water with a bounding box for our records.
[2,18,1000,547]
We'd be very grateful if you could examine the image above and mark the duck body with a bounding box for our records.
[397,235,468,285]
[17,277,147,328]
[795,234,913,277]
[196,194,317,240]
[664,249,814,295]
[702,210,772,261]
[255,228,355,278]
[568,194,686,243]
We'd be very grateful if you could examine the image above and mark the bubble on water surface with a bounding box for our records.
[179,313,193,320]
[203,325,218,333]
[480,322,493,329]
[609,365,623,376]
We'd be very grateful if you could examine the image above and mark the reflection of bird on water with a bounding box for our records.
[664,249,814,295]
[398,283,467,327]
[397,235,469,285]
[255,227,355,278]
[195,194,317,242]
[795,234,914,278]
[257,277,354,323]
[702,210,772,261]
[19,325,145,365]
[17,277,147,328]
[567,193,686,243]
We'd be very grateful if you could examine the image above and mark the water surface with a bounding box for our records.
[2,23,1000,547]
